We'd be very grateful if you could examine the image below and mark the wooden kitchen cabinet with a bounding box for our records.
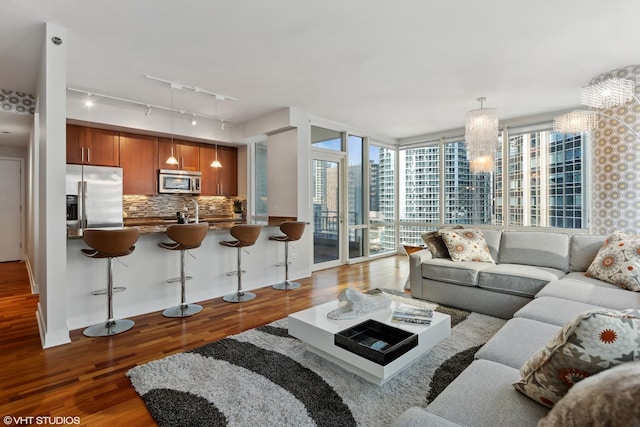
[66,124,120,166]
[219,145,238,196]
[120,133,158,195]
[199,144,237,196]
[158,138,199,171]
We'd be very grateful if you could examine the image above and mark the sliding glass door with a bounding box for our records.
[312,152,346,270]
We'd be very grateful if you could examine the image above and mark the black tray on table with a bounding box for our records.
[334,319,418,366]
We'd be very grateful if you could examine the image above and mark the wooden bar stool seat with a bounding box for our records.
[219,224,262,303]
[81,227,140,337]
[269,221,305,290]
[158,222,209,317]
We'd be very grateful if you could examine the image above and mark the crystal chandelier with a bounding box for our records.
[580,78,634,109]
[553,110,599,133]
[554,77,639,136]
[465,97,498,173]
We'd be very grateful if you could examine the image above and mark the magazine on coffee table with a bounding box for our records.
[391,304,433,325]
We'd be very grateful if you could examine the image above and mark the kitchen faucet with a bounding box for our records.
[184,199,199,223]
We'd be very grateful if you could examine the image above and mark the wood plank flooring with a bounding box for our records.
[0,256,409,425]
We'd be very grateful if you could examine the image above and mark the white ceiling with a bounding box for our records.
[1,0,640,147]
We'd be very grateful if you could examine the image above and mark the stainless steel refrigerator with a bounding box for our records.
[66,165,124,229]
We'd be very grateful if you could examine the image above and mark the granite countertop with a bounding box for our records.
[66,216,282,240]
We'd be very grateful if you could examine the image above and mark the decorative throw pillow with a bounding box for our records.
[585,231,640,291]
[439,228,494,263]
[513,308,640,408]
[421,226,463,258]
[537,361,640,427]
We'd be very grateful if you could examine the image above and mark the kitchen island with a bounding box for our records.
[66,218,311,330]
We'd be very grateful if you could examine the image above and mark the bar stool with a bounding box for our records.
[81,227,140,337]
[219,224,262,303]
[158,222,209,317]
[269,221,306,290]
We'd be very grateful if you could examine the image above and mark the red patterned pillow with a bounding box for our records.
[585,231,640,291]
[513,308,640,407]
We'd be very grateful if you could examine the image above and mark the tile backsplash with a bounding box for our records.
[123,194,245,219]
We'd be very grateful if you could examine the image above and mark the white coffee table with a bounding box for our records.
[288,299,451,385]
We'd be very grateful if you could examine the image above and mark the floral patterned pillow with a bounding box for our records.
[585,231,640,291]
[513,308,640,408]
[439,228,494,263]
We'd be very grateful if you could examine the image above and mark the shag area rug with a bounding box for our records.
[127,292,505,427]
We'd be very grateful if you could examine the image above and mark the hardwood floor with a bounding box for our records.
[0,256,409,425]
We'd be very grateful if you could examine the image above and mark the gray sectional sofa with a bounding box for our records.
[394,230,640,427]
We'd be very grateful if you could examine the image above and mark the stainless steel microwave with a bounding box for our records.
[158,169,201,194]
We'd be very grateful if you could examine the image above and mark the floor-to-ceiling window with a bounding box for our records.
[369,143,395,255]
[311,125,396,268]
[397,125,588,245]
[347,135,365,259]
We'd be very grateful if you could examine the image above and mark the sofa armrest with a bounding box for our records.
[392,407,462,427]
[409,249,433,296]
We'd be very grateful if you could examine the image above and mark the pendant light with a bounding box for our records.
[166,86,178,165]
[210,96,223,168]
[210,143,222,168]
[465,97,498,173]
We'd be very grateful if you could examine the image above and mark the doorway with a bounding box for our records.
[0,158,23,262]
[311,152,346,270]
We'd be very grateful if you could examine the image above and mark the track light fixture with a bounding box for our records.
[67,88,235,126]
[84,94,94,108]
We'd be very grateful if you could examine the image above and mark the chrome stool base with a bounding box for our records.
[162,303,203,318]
[272,281,301,290]
[223,291,256,303]
[83,319,135,337]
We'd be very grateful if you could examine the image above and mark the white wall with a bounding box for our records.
[267,129,299,218]
[35,23,71,348]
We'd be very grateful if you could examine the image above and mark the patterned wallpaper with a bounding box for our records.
[123,194,244,219]
[0,89,36,114]
[590,65,640,235]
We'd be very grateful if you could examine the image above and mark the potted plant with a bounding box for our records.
[233,200,243,219]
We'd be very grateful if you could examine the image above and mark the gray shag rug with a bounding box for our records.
[127,293,505,427]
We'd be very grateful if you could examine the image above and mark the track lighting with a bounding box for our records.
[191,115,197,126]
[68,88,235,125]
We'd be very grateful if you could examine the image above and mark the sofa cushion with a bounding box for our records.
[421,225,464,258]
[477,264,565,298]
[585,231,640,291]
[537,361,640,427]
[536,272,640,310]
[513,308,640,408]
[569,234,606,272]
[439,228,495,263]
[498,231,570,272]
[475,318,560,369]
[421,258,494,286]
[513,296,602,326]
[478,228,502,261]
[426,359,548,427]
